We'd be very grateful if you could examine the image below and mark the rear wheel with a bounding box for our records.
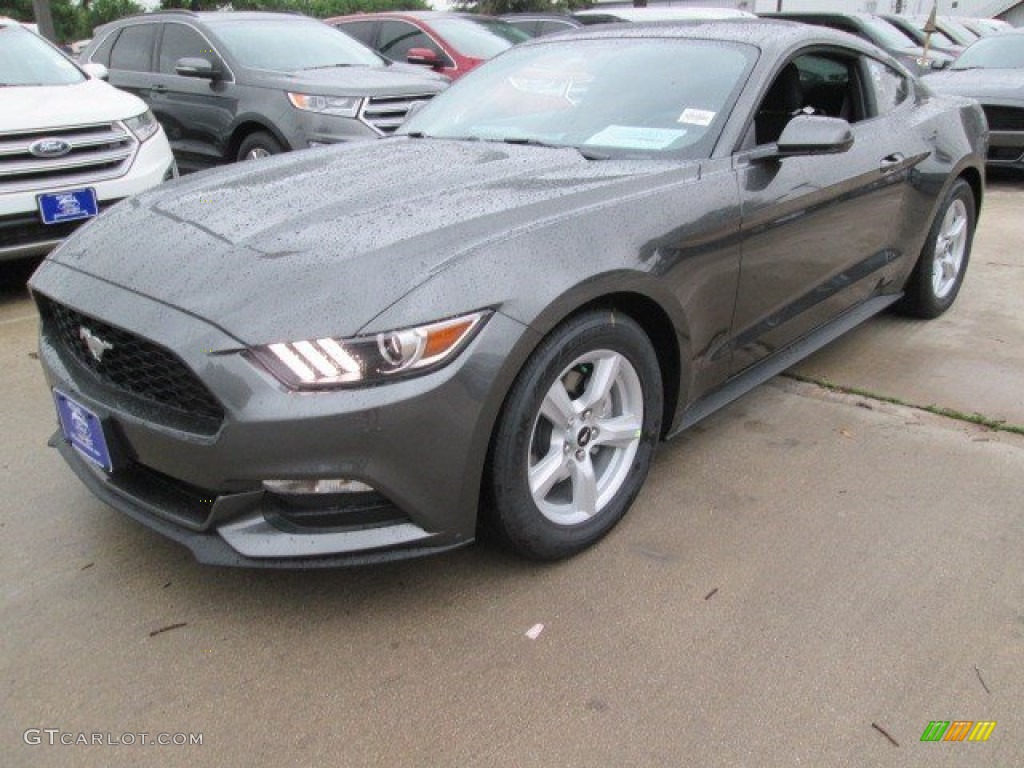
[487,311,663,560]
[898,178,976,318]
[237,132,283,162]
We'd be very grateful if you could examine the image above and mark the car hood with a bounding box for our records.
[47,139,669,345]
[248,64,449,96]
[923,68,1024,101]
[0,78,148,132]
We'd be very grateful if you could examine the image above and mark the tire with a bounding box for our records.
[237,132,284,162]
[486,310,663,560]
[898,178,976,318]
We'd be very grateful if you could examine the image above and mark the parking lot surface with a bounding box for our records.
[2,178,1022,767]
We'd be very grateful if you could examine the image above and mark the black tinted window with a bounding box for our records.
[159,24,214,75]
[379,20,442,61]
[109,24,157,72]
[337,20,376,45]
[91,29,118,66]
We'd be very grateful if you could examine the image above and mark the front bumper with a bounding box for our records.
[0,131,175,261]
[31,262,528,567]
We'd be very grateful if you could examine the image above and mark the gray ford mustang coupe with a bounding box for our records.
[30,21,986,567]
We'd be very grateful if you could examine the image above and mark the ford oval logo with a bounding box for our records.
[29,138,73,158]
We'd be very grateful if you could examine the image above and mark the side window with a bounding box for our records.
[752,51,863,146]
[90,29,119,66]
[378,20,443,61]
[159,24,216,75]
[336,20,376,46]
[864,58,910,116]
[506,19,537,36]
[109,24,157,73]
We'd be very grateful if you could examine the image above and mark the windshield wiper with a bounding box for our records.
[500,136,609,161]
[298,63,355,71]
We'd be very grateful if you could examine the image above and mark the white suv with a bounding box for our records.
[1,18,175,261]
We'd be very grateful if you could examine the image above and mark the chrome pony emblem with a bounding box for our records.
[79,327,113,363]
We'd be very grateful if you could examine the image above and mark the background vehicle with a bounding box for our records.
[30,21,985,567]
[499,13,587,38]
[761,12,954,74]
[960,17,1013,36]
[573,7,755,23]
[907,15,981,47]
[0,18,174,262]
[924,29,1024,170]
[328,12,529,80]
[882,14,964,55]
[81,11,448,172]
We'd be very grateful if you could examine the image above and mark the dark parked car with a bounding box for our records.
[924,29,1024,169]
[762,12,954,74]
[329,12,529,80]
[31,21,985,567]
[80,11,448,171]
[499,13,587,38]
[908,15,981,47]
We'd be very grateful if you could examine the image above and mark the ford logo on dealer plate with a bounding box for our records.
[28,138,73,158]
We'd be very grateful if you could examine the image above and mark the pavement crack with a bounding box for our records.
[783,373,1024,437]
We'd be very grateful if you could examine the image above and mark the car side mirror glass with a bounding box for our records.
[82,62,108,81]
[753,115,854,160]
[406,47,441,68]
[175,57,219,80]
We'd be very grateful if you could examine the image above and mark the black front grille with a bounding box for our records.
[39,296,224,433]
[982,105,1024,132]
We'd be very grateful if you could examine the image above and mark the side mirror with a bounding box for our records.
[406,47,441,68]
[753,115,854,160]
[82,62,108,81]
[175,57,219,80]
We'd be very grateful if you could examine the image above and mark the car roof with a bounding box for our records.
[329,12,487,22]
[536,18,863,50]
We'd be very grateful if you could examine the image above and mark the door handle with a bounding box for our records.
[879,153,905,173]
[150,84,168,94]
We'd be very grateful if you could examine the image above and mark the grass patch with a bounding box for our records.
[783,372,1024,437]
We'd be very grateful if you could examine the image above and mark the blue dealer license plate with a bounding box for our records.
[37,188,98,225]
[54,390,112,472]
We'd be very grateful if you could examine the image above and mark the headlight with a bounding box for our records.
[251,311,489,390]
[124,110,159,142]
[287,92,362,118]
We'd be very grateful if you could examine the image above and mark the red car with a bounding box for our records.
[328,12,530,80]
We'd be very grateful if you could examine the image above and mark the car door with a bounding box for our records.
[730,47,919,374]
[105,22,159,104]
[150,22,236,171]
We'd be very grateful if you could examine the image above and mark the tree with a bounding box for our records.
[87,0,143,31]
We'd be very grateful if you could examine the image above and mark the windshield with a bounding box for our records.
[400,38,755,160]
[209,19,385,72]
[953,36,1024,69]
[862,17,919,50]
[429,18,531,59]
[0,23,85,86]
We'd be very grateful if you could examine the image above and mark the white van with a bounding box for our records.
[1,18,175,261]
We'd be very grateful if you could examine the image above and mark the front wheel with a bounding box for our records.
[898,178,976,318]
[487,311,663,560]
[237,131,283,162]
